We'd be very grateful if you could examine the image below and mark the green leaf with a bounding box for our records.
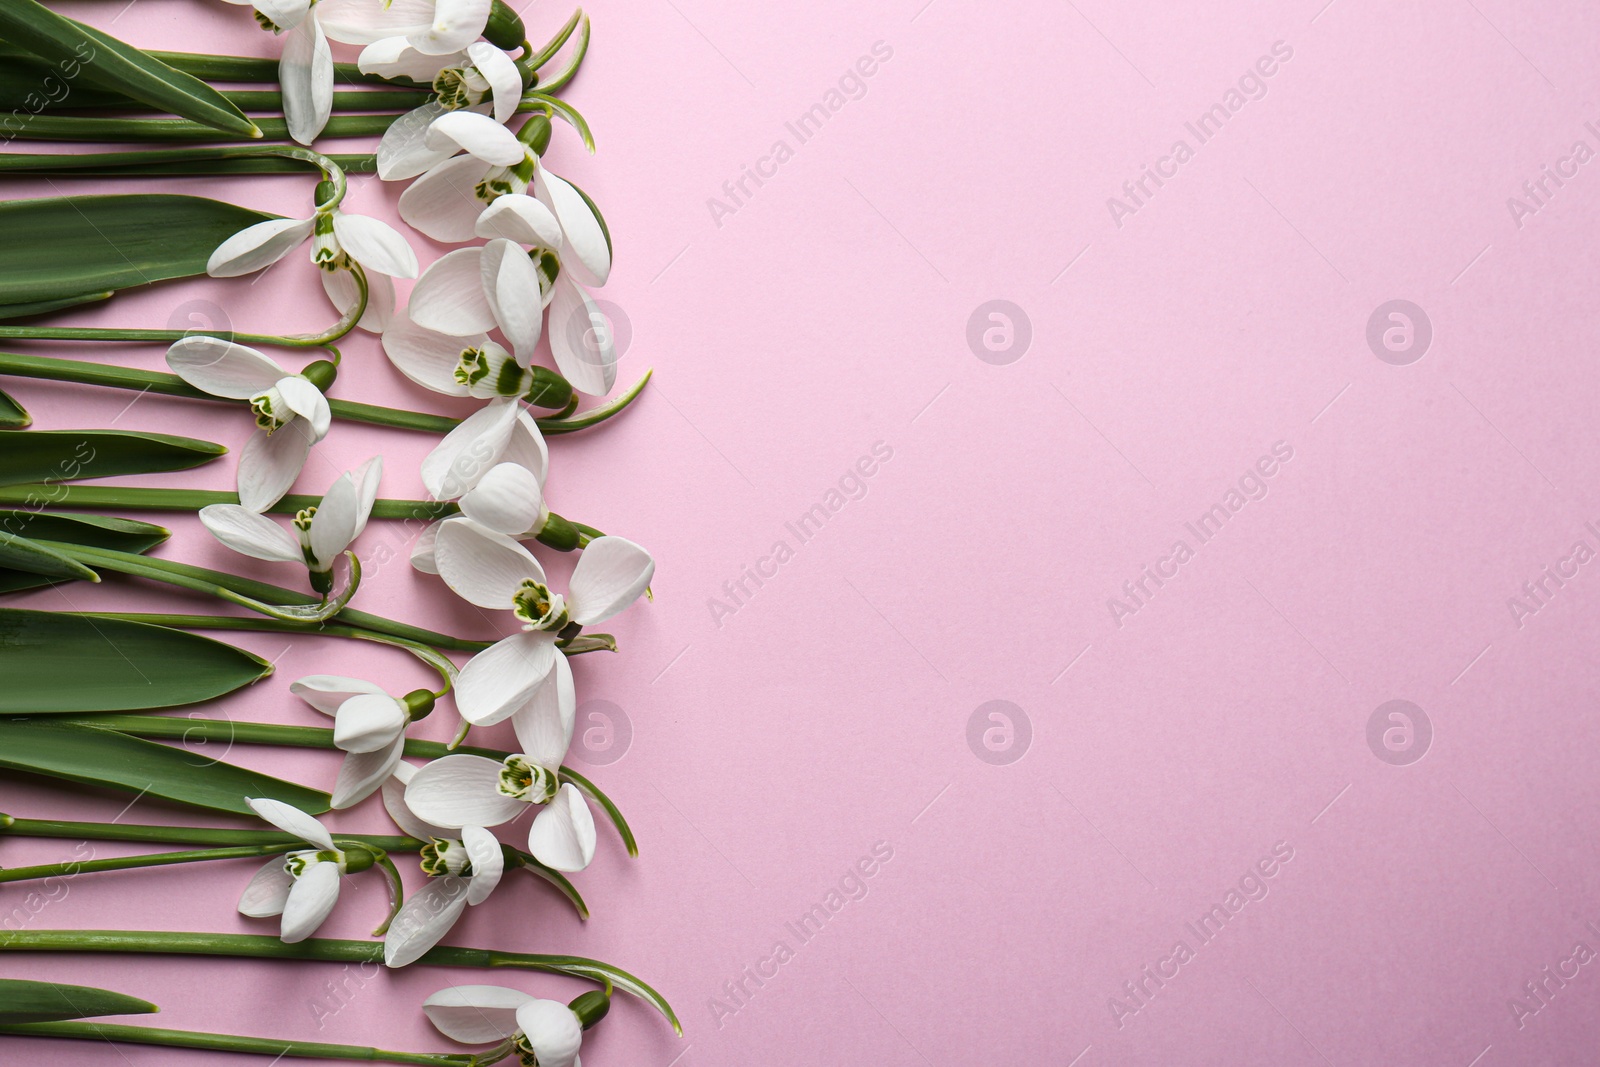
[0,979,157,1024]
[0,609,271,713]
[0,1,258,136]
[0,195,274,314]
[0,291,114,320]
[0,386,28,428]
[0,511,167,594]
[0,529,97,582]
[0,430,224,487]
[0,720,330,815]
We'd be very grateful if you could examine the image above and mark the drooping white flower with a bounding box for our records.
[382,314,542,400]
[416,396,548,501]
[431,521,652,727]
[405,230,614,394]
[220,0,333,145]
[423,986,585,1067]
[166,337,334,512]
[317,0,496,57]
[360,41,524,181]
[397,114,613,291]
[378,763,506,967]
[207,205,419,333]
[408,766,595,873]
[290,672,427,807]
[200,457,381,590]
[237,798,354,942]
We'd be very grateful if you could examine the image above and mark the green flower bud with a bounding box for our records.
[484,0,526,50]
[403,689,436,721]
[568,990,610,1029]
[301,360,338,392]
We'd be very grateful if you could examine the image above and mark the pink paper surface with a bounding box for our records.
[4,0,1600,1063]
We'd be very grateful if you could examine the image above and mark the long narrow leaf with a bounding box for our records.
[0,979,157,1024]
[0,512,167,593]
[0,429,224,487]
[0,609,271,713]
[0,195,274,312]
[0,720,330,815]
[0,1,257,136]
[0,386,28,428]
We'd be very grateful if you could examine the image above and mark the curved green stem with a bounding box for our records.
[64,715,637,859]
[0,815,420,853]
[28,542,484,651]
[0,351,649,434]
[0,1021,487,1065]
[0,815,586,919]
[0,484,456,521]
[0,843,295,885]
[0,930,681,1035]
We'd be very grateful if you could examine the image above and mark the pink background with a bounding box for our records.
[4,0,1600,1063]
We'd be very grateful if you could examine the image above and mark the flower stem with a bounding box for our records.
[0,843,294,885]
[62,715,638,859]
[0,930,682,1035]
[0,484,456,521]
[0,351,653,434]
[0,150,378,177]
[0,815,420,853]
[31,542,484,652]
[0,813,588,920]
[0,1021,486,1065]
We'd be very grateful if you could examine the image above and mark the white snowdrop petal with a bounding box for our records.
[462,824,504,905]
[398,154,494,243]
[527,784,596,872]
[290,675,388,716]
[166,337,286,398]
[198,505,302,562]
[238,418,318,513]
[384,878,470,967]
[546,274,616,396]
[434,518,546,608]
[424,110,524,165]
[474,193,562,247]
[248,797,335,851]
[405,754,527,827]
[457,462,544,535]
[409,247,496,335]
[238,858,293,917]
[207,217,314,277]
[422,986,530,1043]
[280,861,341,942]
[332,212,420,279]
[567,535,655,626]
[454,631,557,726]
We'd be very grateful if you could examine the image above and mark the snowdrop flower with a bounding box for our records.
[166,337,334,512]
[379,764,505,967]
[221,0,333,144]
[360,40,525,181]
[398,113,613,292]
[404,227,614,394]
[423,985,599,1067]
[199,458,381,594]
[408,767,595,873]
[417,395,547,502]
[381,313,572,408]
[238,798,370,942]
[317,0,499,57]
[291,673,434,807]
[207,203,419,333]
[404,643,593,870]
[432,521,652,727]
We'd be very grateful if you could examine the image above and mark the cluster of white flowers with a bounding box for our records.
[192,0,649,980]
